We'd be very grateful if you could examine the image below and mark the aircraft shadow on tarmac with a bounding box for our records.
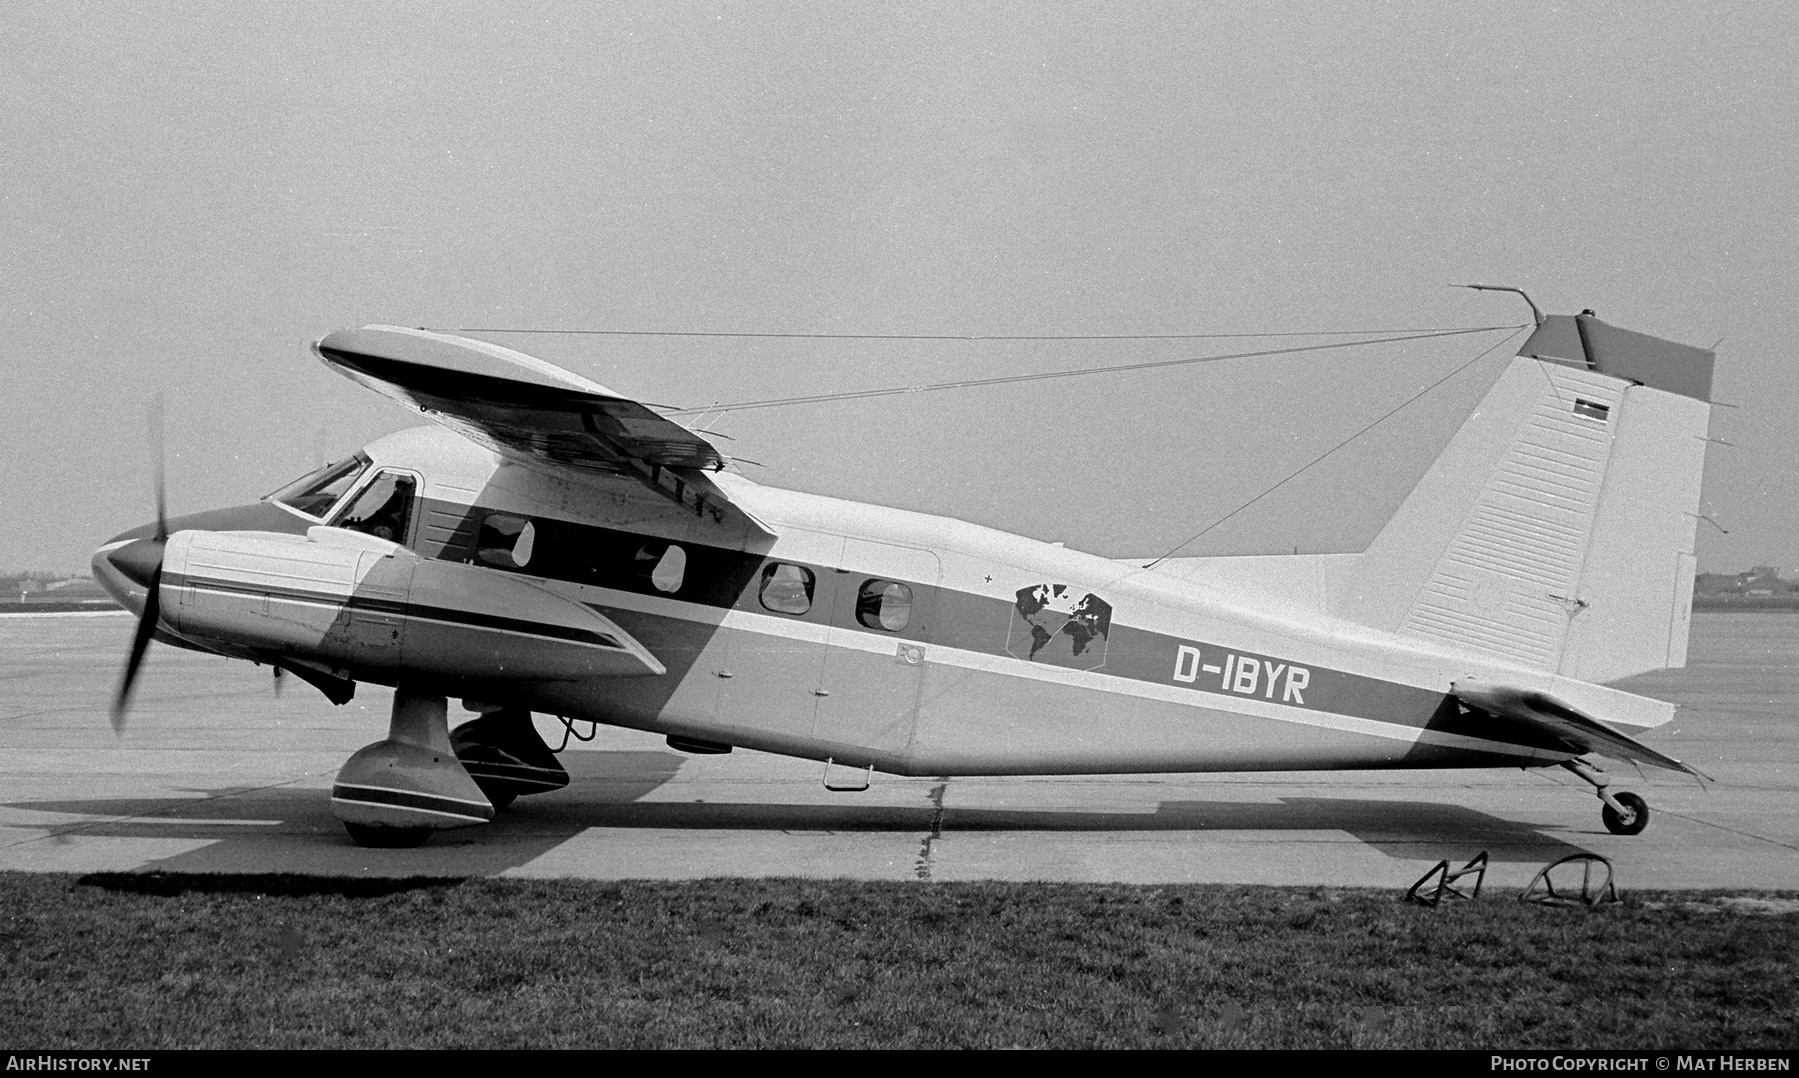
[11,749,1597,877]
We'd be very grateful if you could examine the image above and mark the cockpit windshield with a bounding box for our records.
[267,454,371,519]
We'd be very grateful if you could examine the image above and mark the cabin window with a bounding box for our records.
[268,455,369,519]
[477,513,536,569]
[636,542,687,594]
[857,579,912,632]
[758,562,815,615]
[334,471,416,544]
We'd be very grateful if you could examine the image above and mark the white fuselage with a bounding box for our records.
[181,424,1652,778]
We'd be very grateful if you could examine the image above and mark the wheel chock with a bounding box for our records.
[1405,851,1488,907]
[1521,853,1618,907]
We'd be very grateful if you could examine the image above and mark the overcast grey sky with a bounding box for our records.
[5,1,1794,573]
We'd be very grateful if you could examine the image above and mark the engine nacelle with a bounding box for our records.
[161,527,663,684]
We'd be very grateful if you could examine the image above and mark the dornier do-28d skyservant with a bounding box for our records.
[93,299,1716,847]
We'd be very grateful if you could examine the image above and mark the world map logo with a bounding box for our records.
[1007,584,1113,671]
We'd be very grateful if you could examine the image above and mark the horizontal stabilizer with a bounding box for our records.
[1452,679,1700,777]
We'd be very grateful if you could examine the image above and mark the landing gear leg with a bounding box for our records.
[332,687,496,847]
[1563,758,1649,836]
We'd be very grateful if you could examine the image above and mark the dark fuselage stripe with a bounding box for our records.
[409,497,1491,740]
[172,572,627,651]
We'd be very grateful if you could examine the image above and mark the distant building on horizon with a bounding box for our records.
[1694,567,1799,606]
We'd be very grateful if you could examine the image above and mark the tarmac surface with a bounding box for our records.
[4,612,1797,890]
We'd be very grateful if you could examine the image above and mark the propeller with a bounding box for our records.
[111,398,168,733]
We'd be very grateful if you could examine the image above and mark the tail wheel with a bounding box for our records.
[1601,791,1649,836]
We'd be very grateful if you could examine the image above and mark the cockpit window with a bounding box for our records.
[268,455,370,518]
[334,471,416,544]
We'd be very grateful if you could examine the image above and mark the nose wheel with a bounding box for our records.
[1564,759,1650,836]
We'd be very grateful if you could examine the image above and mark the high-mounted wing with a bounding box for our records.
[1452,679,1701,776]
[314,325,770,536]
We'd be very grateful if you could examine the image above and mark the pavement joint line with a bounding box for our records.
[0,772,325,850]
[1524,755,1799,852]
[1652,807,1799,853]
[913,779,948,880]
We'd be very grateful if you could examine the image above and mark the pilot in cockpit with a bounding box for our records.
[336,472,416,544]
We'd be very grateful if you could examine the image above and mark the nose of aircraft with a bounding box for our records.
[91,530,163,616]
[91,498,308,614]
[100,536,162,590]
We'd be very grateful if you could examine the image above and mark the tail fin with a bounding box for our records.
[1334,313,1714,682]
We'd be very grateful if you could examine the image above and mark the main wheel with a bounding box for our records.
[344,822,433,848]
[1601,791,1649,836]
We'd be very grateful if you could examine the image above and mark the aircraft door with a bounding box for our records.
[811,539,941,758]
[713,532,845,748]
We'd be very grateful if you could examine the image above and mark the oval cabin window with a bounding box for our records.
[758,563,815,615]
[857,579,912,632]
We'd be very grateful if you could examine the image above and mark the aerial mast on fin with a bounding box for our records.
[1455,283,1545,327]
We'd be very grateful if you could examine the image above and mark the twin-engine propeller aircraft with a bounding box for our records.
[92,301,1716,848]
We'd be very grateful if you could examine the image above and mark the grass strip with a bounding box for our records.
[1,872,1794,1049]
